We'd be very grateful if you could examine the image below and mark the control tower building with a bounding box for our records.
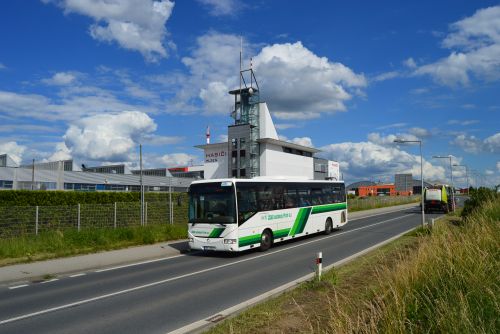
[196,67,339,181]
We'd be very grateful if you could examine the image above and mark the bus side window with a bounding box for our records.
[272,186,285,210]
[237,188,258,224]
[284,185,298,208]
[297,188,310,207]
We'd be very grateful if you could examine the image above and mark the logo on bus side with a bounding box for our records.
[192,230,210,235]
[261,212,292,221]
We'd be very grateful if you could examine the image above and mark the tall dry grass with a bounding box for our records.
[327,197,500,333]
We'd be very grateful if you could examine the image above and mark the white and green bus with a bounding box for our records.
[188,178,347,252]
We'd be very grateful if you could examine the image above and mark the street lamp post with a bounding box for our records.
[433,155,455,211]
[394,139,425,228]
[453,164,469,194]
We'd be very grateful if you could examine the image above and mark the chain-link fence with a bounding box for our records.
[0,201,188,238]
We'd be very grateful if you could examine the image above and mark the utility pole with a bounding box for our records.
[394,139,425,228]
[31,158,35,190]
[140,144,144,226]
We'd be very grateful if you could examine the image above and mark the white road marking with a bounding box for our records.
[0,211,414,326]
[40,279,59,284]
[8,284,29,290]
[69,273,86,278]
[94,254,186,273]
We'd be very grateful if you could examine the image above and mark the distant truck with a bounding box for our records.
[424,185,454,213]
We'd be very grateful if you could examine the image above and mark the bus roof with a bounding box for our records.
[190,178,345,185]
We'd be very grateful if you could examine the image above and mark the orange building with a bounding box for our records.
[358,184,394,197]
[357,184,413,197]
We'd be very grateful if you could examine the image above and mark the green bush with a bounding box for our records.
[461,187,498,218]
[0,190,187,207]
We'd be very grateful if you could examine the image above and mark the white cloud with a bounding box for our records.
[62,111,157,161]
[373,71,399,82]
[197,0,239,16]
[0,89,151,121]
[408,127,431,138]
[277,135,314,147]
[461,104,476,109]
[47,142,72,161]
[0,141,26,165]
[143,134,184,146]
[484,133,500,153]
[0,63,6,70]
[447,119,479,126]
[367,132,419,146]
[320,141,445,181]
[451,134,483,153]
[275,123,298,130]
[218,134,228,142]
[179,34,366,119]
[291,137,313,147]
[156,153,198,167]
[403,57,417,69]
[42,72,77,85]
[376,123,407,130]
[452,132,500,154]
[485,169,495,176]
[415,6,500,86]
[47,0,175,61]
[254,42,366,119]
[179,32,246,115]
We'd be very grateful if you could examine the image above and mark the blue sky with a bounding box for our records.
[0,0,499,187]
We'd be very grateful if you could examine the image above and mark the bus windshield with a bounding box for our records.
[189,182,236,224]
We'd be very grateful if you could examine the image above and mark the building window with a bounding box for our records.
[231,138,237,149]
[240,138,246,149]
[240,169,246,177]
[232,169,237,177]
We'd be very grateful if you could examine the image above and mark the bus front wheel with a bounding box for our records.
[324,218,334,235]
[259,230,273,251]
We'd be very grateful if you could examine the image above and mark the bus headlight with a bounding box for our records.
[188,238,194,242]
[224,239,237,244]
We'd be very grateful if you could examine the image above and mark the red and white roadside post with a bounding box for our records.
[316,252,323,280]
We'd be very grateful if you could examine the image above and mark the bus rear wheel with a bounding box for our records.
[324,218,334,235]
[259,230,273,251]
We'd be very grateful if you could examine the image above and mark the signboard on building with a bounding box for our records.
[327,160,340,180]
[203,144,228,179]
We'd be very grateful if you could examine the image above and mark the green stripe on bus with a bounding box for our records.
[238,234,261,247]
[296,207,311,234]
[311,202,347,214]
[289,207,311,236]
[208,228,225,238]
[289,208,303,236]
[273,228,291,239]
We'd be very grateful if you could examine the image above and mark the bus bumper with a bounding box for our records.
[188,235,238,252]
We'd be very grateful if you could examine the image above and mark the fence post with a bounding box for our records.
[35,205,39,236]
[77,203,81,232]
[114,202,117,229]
[145,202,148,225]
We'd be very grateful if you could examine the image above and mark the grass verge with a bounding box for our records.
[0,224,186,266]
[208,198,499,334]
[347,195,420,212]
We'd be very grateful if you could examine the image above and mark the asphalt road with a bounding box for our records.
[0,207,442,334]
